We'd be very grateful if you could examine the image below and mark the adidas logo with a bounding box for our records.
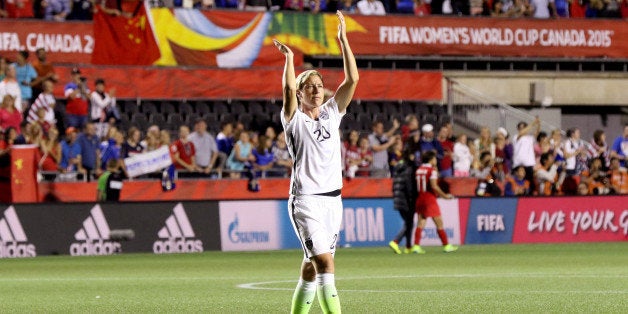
[0,206,36,258]
[153,203,203,254]
[70,205,121,256]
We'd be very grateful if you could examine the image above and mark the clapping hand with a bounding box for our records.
[336,10,347,43]
[273,39,293,57]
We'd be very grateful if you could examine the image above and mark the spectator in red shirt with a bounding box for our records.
[38,126,62,172]
[1,127,18,150]
[0,95,22,134]
[64,67,90,129]
[171,125,197,172]
[343,129,360,178]
[356,136,374,177]
[5,0,35,17]
[0,126,18,167]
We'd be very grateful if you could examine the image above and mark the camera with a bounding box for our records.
[593,186,611,195]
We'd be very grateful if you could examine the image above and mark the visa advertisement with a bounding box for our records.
[512,196,628,243]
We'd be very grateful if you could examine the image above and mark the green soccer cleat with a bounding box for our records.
[411,245,426,254]
[388,241,402,254]
[403,248,412,254]
[443,244,459,253]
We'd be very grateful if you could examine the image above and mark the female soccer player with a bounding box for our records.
[273,10,358,314]
[412,150,458,253]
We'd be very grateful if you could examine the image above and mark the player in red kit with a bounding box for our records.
[412,150,458,253]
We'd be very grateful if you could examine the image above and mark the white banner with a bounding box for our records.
[219,201,282,251]
[417,198,461,246]
[123,146,172,178]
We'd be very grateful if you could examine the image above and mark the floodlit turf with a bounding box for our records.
[0,242,626,313]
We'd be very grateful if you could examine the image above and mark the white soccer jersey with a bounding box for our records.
[282,98,345,195]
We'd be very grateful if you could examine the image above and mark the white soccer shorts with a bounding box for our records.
[288,194,343,261]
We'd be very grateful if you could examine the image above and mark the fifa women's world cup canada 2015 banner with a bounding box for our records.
[92,9,628,65]
[357,16,628,59]
[1,11,626,66]
[0,20,93,64]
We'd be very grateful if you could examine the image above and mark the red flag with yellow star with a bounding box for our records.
[92,3,160,65]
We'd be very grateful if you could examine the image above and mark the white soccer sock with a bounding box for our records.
[316,273,341,314]
[291,278,317,314]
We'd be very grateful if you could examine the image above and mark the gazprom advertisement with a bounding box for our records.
[338,199,397,248]
[219,201,299,251]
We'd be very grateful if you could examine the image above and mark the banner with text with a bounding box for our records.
[2,13,627,68]
[350,16,628,59]
[0,202,221,258]
[465,198,518,244]
[0,20,93,64]
[219,200,296,251]
[123,146,172,178]
[512,196,628,243]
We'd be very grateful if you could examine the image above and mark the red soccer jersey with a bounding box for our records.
[344,142,360,171]
[416,163,438,196]
[171,140,195,169]
[415,163,441,218]
[5,0,34,18]
[356,148,373,177]
[439,139,454,170]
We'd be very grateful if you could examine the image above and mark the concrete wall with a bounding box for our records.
[562,114,625,142]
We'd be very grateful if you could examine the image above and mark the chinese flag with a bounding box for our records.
[5,0,34,18]
[10,146,38,203]
[92,4,160,65]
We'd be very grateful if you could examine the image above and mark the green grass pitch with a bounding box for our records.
[1,242,626,313]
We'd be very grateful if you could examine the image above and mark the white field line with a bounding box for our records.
[236,273,628,294]
[1,273,627,283]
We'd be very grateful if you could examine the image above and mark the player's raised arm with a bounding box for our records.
[333,10,359,113]
[273,39,298,123]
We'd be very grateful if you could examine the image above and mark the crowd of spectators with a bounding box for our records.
[355,115,628,197]
[0,0,626,19]
[0,48,627,197]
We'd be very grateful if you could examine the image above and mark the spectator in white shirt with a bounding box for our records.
[0,64,22,112]
[188,118,221,176]
[356,0,386,14]
[453,133,473,177]
[529,0,557,18]
[513,117,540,191]
[90,78,118,139]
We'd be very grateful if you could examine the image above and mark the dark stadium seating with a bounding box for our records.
[149,113,166,126]
[108,98,441,135]
[212,101,230,115]
[179,102,195,119]
[194,101,211,116]
[131,114,149,131]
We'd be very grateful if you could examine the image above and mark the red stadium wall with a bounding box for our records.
[36,177,479,203]
[49,65,443,101]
